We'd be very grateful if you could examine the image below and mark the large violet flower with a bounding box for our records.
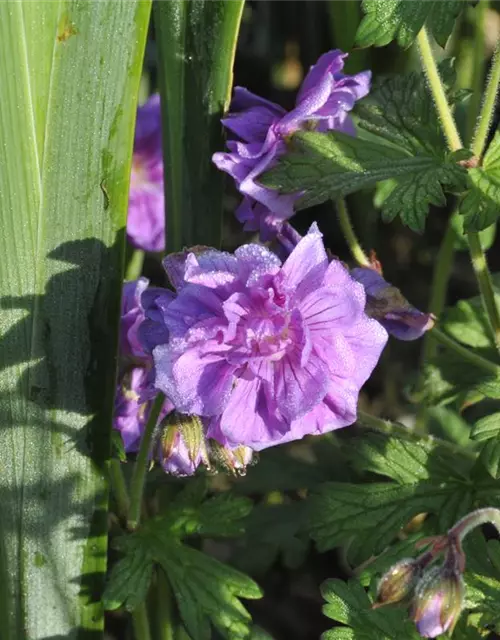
[127,94,165,253]
[213,50,370,240]
[152,223,387,451]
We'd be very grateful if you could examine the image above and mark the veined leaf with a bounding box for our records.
[460,132,500,232]
[154,0,244,252]
[356,0,471,49]
[0,2,150,637]
[262,63,468,232]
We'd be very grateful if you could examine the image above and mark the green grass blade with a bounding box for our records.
[0,1,151,637]
[154,0,244,252]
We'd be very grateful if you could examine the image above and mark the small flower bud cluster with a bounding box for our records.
[374,536,465,638]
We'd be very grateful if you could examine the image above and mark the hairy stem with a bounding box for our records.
[356,410,476,459]
[465,0,489,144]
[417,27,462,152]
[336,198,370,266]
[472,35,500,157]
[128,392,165,530]
[451,507,500,542]
[467,232,500,353]
[431,326,500,374]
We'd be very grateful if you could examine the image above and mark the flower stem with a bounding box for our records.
[451,507,500,542]
[109,458,130,521]
[154,570,175,640]
[467,232,500,353]
[132,603,152,640]
[420,217,457,365]
[472,35,500,157]
[431,326,500,374]
[126,249,145,281]
[128,392,165,530]
[335,198,370,266]
[356,410,476,459]
[416,27,462,152]
[465,0,489,145]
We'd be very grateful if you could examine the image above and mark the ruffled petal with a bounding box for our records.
[280,222,328,299]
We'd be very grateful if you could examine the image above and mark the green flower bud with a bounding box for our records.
[374,558,422,608]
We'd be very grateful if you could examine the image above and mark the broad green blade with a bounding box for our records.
[0,2,151,637]
[154,0,244,252]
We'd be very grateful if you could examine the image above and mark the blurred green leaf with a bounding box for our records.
[104,521,262,640]
[471,413,500,442]
[356,0,468,49]
[321,579,420,639]
[154,0,244,252]
[450,213,496,252]
[0,2,150,635]
[232,502,309,576]
[460,132,500,231]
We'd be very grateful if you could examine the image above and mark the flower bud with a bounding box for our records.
[208,439,255,476]
[411,565,465,638]
[157,412,209,477]
[374,558,423,607]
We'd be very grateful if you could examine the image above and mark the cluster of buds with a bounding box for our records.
[373,508,500,638]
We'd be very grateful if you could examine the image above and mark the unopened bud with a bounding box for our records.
[157,412,208,477]
[374,558,423,607]
[209,439,254,476]
[411,565,464,638]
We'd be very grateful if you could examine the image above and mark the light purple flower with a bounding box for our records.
[351,267,434,341]
[213,50,371,239]
[152,223,387,451]
[127,94,165,253]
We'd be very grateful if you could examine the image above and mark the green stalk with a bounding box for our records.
[465,0,489,144]
[126,249,145,281]
[128,392,165,530]
[155,570,175,640]
[417,26,500,356]
[472,36,500,157]
[356,410,476,459]
[416,27,462,152]
[431,326,500,374]
[420,218,457,365]
[336,198,370,266]
[467,231,500,352]
[132,603,152,640]
[109,459,130,522]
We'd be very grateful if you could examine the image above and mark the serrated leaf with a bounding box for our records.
[321,579,420,639]
[263,63,468,232]
[460,132,500,231]
[474,439,500,479]
[442,295,500,349]
[308,481,468,555]
[104,522,262,640]
[450,211,496,252]
[346,432,473,484]
[356,0,469,49]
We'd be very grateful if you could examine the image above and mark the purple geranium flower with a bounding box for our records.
[127,94,165,253]
[351,267,435,341]
[213,50,371,240]
[152,223,387,451]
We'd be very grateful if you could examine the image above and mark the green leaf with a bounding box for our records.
[460,132,500,231]
[442,294,500,350]
[232,502,309,576]
[308,480,472,555]
[356,0,469,49]
[450,213,496,252]
[104,523,262,640]
[0,2,150,636]
[154,0,244,252]
[321,579,420,639]
[263,63,468,232]
[471,413,500,441]
[464,534,500,626]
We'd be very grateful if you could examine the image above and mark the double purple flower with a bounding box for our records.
[213,50,370,240]
[151,224,387,451]
[127,94,165,253]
